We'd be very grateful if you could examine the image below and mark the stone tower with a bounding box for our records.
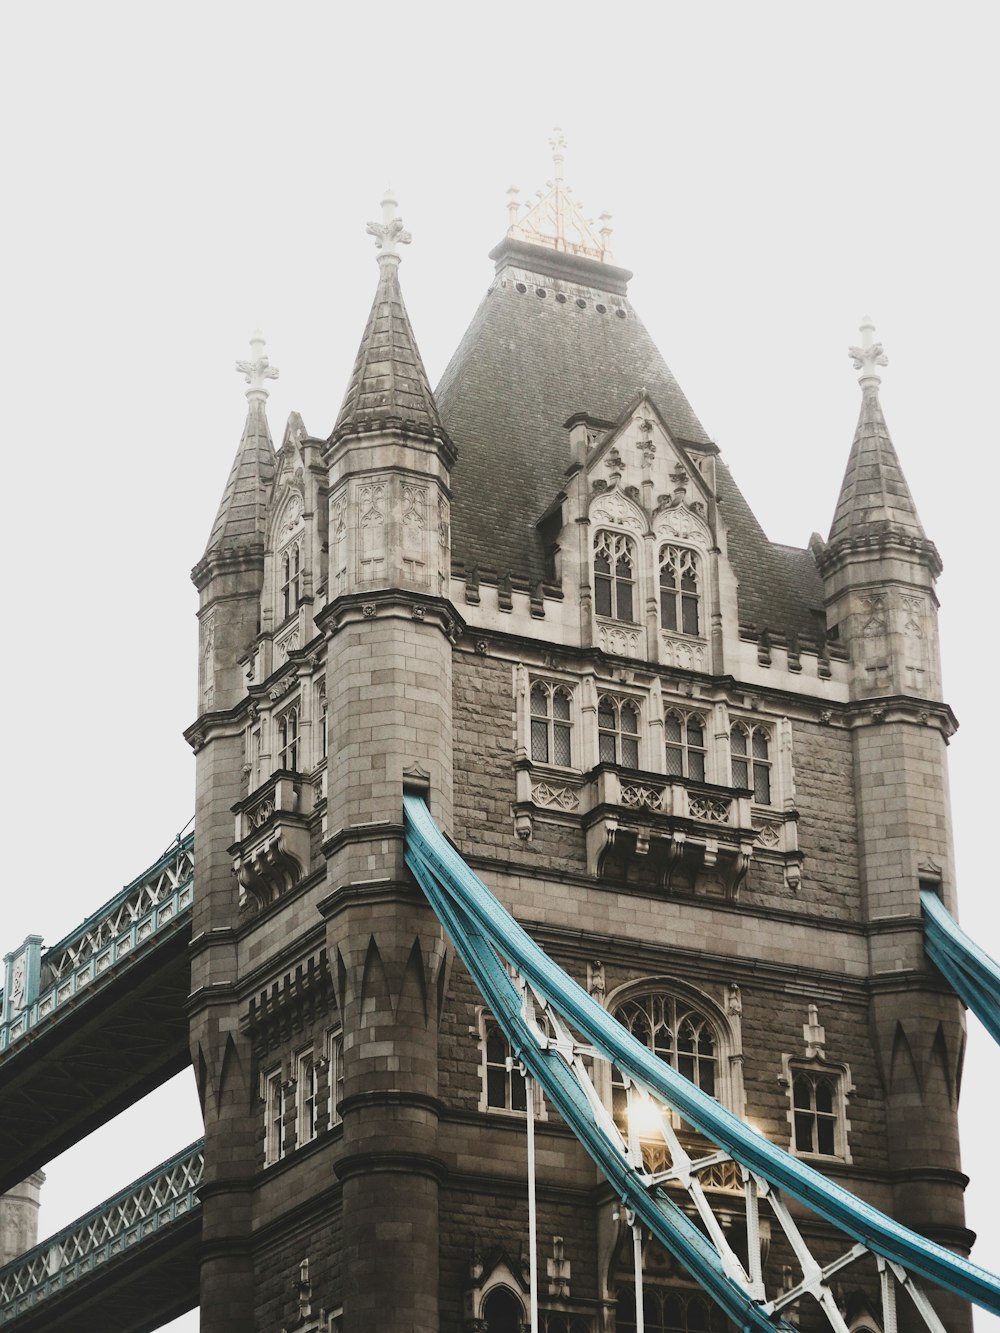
[186,144,972,1332]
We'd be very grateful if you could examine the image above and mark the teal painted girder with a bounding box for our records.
[404,795,1000,1322]
[922,889,1000,1047]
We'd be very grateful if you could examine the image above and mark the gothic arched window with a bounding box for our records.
[482,1017,528,1113]
[659,545,700,636]
[530,682,573,765]
[615,1285,727,1333]
[594,531,636,622]
[280,540,303,621]
[598,695,641,768]
[483,1287,525,1333]
[611,993,718,1125]
[730,722,772,805]
[277,706,299,772]
[664,710,707,781]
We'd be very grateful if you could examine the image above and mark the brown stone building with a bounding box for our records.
[188,154,969,1332]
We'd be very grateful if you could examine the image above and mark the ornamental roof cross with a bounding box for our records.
[506,129,614,263]
[848,315,888,388]
[366,190,412,262]
[236,331,279,402]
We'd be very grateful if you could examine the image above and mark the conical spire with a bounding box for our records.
[827,318,926,546]
[332,192,443,440]
[203,332,278,556]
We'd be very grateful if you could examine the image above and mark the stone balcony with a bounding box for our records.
[231,771,315,913]
[514,763,800,897]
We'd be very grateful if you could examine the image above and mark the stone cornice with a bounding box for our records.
[191,543,266,591]
[334,1149,448,1186]
[315,589,465,643]
[815,528,943,580]
[843,695,957,737]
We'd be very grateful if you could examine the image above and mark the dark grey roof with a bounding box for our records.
[828,386,925,545]
[204,400,276,556]
[436,239,824,643]
[333,256,443,439]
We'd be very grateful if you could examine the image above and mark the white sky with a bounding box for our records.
[1,4,997,1330]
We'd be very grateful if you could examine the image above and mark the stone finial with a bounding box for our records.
[366,189,412,263]
[549,126,567,183]
[235,330,279,403]
[803,1003,826,1057]
[848,315,888,389]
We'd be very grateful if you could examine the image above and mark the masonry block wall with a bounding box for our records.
[184,194,972,1333]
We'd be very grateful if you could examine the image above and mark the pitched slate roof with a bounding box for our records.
[436,238,825,644]
[204,400,277,555]
[333,256,443,439]
[828,385,926,545]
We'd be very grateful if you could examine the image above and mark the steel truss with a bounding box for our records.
[0,835,194,1057]
[0,1141,203,1325]
[404,795,1000,1331]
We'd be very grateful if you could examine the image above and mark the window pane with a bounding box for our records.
[486,1027,507,1064]
[793,1076,811,1108]
[621,702,639,734]
[617,581,633,622]
[622,736,639,768]
[661,591,678,631]
[682,594,699,636]
[530,719,549,763]
[689,751,706,782]
[753,765,771,805]
[817,1116,836,1155]
[486,1068,506,1107]
[730,726,747,756]
[599,731,616,764]
[751,729,770,760]
[686,718,704,748]
[553,690,571,721]
[794,1110,814,1152]
[553,724,571,767]
[816,1078,834,1114]
[510,1070,527,1112]
[665,746,684,777]
[530,685,548,717]
[595,575,612,618]
[598,699,615,729]
[732,758,749,788]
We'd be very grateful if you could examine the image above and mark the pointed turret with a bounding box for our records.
[331,191,444,442]
[827,317,928,547]
[202,332,278,557]
[816,320,945,701]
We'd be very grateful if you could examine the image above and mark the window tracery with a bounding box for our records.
[280,540,303,621]
[530,682,574,766]
[611,993,719,1124]
[658,546,700,637]
[730,722,772,805]
[598,695,641,768]
[663,710,707,781]
[277,706,300,772]
[615,1285,727,1333]
[594,531,637,622]
[481,1016,528,1113]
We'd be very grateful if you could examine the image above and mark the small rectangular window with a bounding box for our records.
[264,1069,285,1165]
[297,1049,318,1146]
[329,1030,344,1126]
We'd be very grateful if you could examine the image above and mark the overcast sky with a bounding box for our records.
[2,4,997,1330]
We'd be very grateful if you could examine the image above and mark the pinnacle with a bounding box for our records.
[827,381,925,546]
[332,241,443,439]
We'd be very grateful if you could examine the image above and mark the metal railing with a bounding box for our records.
[0,1141,203,1321]
[0,835,194,1056]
